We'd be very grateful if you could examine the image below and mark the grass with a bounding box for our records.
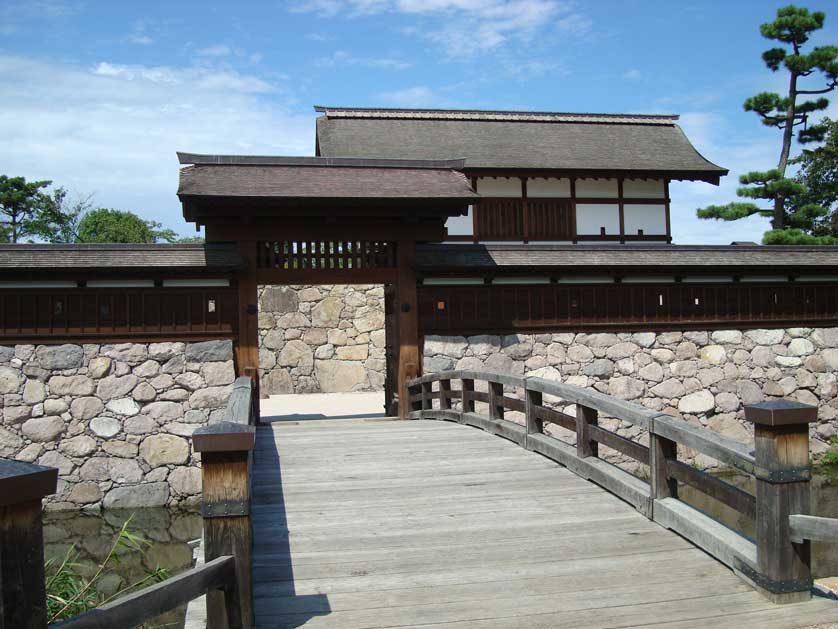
[822,437,838,467]
[45,516,170,625]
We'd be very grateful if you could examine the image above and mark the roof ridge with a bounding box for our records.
[177,153,467,169]
[314,106,679,124]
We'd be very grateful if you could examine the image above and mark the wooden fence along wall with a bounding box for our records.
[0,288,238,341]
[419,282,838,334]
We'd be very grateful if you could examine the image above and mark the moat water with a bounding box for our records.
[43,508,202,628]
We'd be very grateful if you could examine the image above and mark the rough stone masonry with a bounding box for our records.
[0,340,234,510]
[258,284,386,396]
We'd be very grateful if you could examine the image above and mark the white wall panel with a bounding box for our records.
[476,177,521,197]
[624,204,667,235]
[576,178,618,198]
[527,178,570,197]
[576,204,620,235]
[624,179,666,198]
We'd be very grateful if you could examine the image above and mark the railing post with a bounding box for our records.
[525,386,543,450]
[193,422,256,628]
[488,381,504,420]
[439,378,452,410]
[421,381,433,411]
[461,378,475,421]
[649,417,678,502]
[575,404,598,458]
[744,400,817,604]
[0,460,57,629]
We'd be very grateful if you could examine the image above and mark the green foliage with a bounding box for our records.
[76,208,178,244]
[762,228,838,244]
[822,437,838,469]
[46,516,169,624]
[0,175,65,243]
[697,5,838,240]
[790,117,838,235]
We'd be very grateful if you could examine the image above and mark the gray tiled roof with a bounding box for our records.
[415,244,838,271]
[178,161,479,200]
[0,244,244,272]
[315,107,727,181]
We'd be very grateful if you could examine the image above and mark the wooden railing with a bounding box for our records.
[475,198,574,241]
[256,239,397,270]
[407,370,838,604]
[0,377,257,629]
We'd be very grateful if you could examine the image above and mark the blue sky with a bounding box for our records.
[1,0,836,243]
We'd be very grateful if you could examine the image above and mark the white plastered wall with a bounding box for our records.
[475,177,521,197]
[576,204,620,235]
[576,178,618,198]
[623,179,666,198]
[527,178,571,197]
[624,204,667,235]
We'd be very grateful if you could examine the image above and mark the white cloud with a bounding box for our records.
[291,0,588,59]
[125,20,154,45]
[196,44,232,57]
[377,85,437,107]
[0,0,79,34]
[0,55,312,236]
[314,50,411,70]
[622,68,642,80]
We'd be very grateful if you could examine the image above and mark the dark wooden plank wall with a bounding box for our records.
[0,288,238,340]
[419,282,838,333]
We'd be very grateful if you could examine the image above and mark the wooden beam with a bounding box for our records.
[397,240,420,419]
[234,241,259,409]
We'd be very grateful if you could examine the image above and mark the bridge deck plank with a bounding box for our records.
[251,419,837,628]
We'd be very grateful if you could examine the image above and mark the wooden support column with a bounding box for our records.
[439,379,452,410]
[576,405,598,459]
[397,239,420,419]
[744,400,817,604]
[649,429,678,502]
[0,460,57,629]
[461,378,475,420]
[193,423,256,628]
[525,388,543,449]
[489,381,505,420]
[235,240,260,414]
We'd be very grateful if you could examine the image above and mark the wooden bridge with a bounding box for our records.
[5,374,838,629]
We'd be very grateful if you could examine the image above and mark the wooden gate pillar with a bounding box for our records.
[397,240,420,419]
[744,400,816,604]
[235,240,260,411]
[0,460,57,629]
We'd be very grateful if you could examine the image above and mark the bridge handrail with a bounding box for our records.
[406,369,827,605]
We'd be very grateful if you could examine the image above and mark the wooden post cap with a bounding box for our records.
[193,422,256,453]
[0,459,58,506]
[744,399,818,427]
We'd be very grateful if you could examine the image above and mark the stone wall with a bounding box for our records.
[258,285,386,395]
[0,340,235,510]
[423,328,838,466]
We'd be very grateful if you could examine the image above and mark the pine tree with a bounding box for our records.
[696,6,838,242]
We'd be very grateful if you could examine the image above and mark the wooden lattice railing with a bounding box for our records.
[256,240,397,270]
[407,370,838,604]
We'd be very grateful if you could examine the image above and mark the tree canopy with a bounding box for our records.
[696,5,838,244]
[0,175,65,243]
[75,208,178,244]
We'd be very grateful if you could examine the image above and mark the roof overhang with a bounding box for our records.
[177,153,478,226]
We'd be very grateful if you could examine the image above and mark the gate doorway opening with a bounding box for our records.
[256,283,396,420]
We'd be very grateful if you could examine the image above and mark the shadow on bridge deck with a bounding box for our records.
[250,418,838,628]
